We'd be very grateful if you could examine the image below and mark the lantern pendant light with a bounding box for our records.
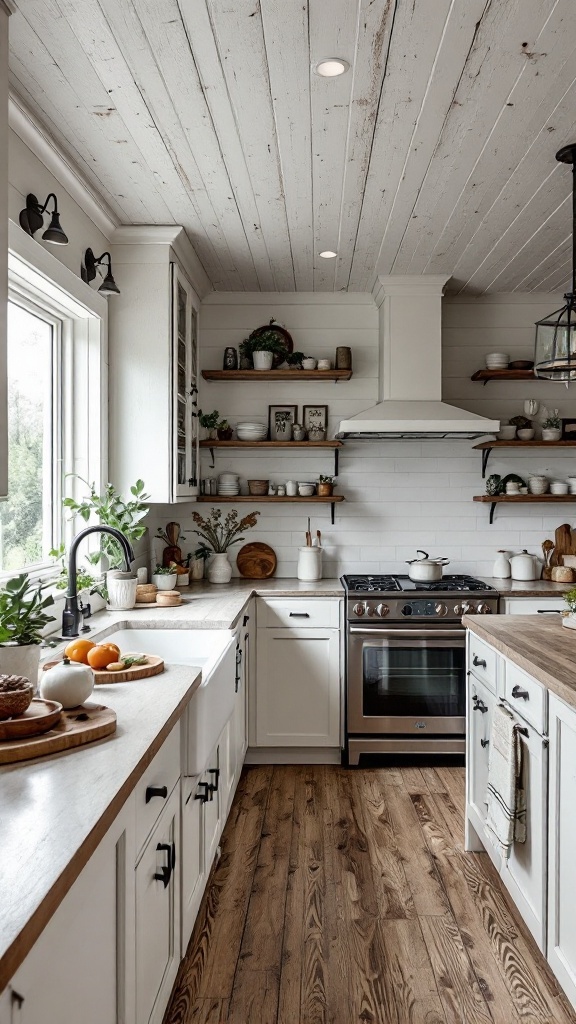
[534,144,576,382]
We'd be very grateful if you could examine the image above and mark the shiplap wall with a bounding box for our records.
[150,292,576,579]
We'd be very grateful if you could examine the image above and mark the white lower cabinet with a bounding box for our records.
[547,693,576,1006]
[466,674,497,839]
[135,783,181,1024]
[8,800,135,1024]
[181,775,206,952]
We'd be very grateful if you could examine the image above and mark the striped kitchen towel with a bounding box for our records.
[485,702,526,859]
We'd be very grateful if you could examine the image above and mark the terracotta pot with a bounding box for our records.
[317,482,333,496]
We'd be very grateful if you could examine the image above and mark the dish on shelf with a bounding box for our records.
[248,479,269,496]
[237,542,277,579]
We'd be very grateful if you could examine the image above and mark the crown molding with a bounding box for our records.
[110,225,212,299]
[1,1,17,15]
[9,90,119,239]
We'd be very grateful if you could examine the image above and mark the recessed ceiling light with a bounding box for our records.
[319,250,338,259]
[314,58,349,78]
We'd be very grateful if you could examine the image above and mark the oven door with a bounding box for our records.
[347,625,466,735]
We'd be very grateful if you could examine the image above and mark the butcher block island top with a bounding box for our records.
[463,613,576,710]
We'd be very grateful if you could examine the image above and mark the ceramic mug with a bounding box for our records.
[302,358,317,370]
[286,480,297,496]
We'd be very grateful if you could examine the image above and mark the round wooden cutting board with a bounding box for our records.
[42,655,165,685]
[0,698,63,741]
[237,542,277,579]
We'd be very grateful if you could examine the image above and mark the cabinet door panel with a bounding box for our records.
[548,694,576,1003]
[171,264,199,502]
[467,675,496,829]
[181,777,205,952]
[256,628,340,746]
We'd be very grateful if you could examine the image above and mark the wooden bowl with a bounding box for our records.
[248,480,269,496]
[156,591,182,607]
[0,684,34,720]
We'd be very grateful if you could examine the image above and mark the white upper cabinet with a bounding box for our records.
[0,2,10,498]
[109,230,200,504]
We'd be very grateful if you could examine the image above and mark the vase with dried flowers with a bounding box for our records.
[191,507,260,583]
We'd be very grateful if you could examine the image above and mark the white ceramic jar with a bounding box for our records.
[40,657,94,709]
[253,350,274,370]
[492,550,511,579]
[297,546,322,581]
[528,475,548,495]
[509,550,538,581]
[107,570,137,609]
[208,552,232,584]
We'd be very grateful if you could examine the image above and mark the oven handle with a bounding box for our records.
[348,627,464,640]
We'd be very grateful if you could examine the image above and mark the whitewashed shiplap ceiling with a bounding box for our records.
[7,0,576,294]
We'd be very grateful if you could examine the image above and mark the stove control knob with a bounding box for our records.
[375,603,389,618]
[477,603,492,614]
[461,602,473,615]
[353,602,365,616]
[435,602,447,617]
[365,603,375,616]
[453,604,461,616]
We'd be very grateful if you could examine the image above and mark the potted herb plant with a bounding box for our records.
[49,543,103,599]
[198,409,220,440]
[317,474,335,497]
[542,409,562,441]
[286,351,305,370]
[239,333,285,371]
[191,507,260,583]
[0,574,56,682]
[151,564,178,591]
[217,418,233,441]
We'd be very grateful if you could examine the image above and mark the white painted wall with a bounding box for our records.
[150,291,576,579]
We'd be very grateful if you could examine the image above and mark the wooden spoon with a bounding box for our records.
[542,539,554,580]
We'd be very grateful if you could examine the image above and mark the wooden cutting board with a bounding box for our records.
[42,655,165,685]
[0,698,62,740]
[0,702,116,765]
[551,524,576,567]
[237,542,277,579]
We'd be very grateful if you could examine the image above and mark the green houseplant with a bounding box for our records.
[198,409,220,440]
[63,477,149,571]
[0,573,56,681]
[239,332,285,370]
[542,409,562,441]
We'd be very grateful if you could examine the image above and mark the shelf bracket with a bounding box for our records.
[331,501,336,525]
[334,448,339,476]
[481,447,492,478]
[208,446,215,469]
[489,502,496,525]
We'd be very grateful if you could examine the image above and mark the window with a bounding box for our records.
[0,299,62,573]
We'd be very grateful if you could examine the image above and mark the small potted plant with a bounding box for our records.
[198,409,220,440]
[317,474,335,497]
[151,564,178,591]
[286,351,305,370]
[189,544,211,581]
[239,333,285,371]
[217,418,233,441]
[0,574,56,683]
[563,587,576,628]
[542,409,562,441]
[191,507,260,583]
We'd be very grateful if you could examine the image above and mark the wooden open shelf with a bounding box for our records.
[197,493,345,523]
[471,368,535,384]
[474,493,576,524]
[472,439,576,476]
[201,369,352,382]
[200,440,342,449]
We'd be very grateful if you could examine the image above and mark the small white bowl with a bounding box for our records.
[499,425,517,440]
[302,358,317,370]
[517,428,535,441]
[550,481,569,495]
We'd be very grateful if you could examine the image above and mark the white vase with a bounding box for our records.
[0,645,41,690]
[252,351,274,370]
[190,558,204,581]
[492,550,511,579]
[208,552,232,584]
[542,428,562,441]
[107,571,138,609]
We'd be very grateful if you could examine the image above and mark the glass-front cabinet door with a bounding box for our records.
[171,264,199,500]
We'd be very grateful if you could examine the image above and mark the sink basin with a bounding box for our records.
[101,628,230,673]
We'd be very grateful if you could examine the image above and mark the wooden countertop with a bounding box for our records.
[463,613,576,710]
[478,577,573,597]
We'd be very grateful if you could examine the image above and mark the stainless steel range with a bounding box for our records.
[342,574,499,765]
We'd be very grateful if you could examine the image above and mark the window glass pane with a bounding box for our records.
[0,303,54,572]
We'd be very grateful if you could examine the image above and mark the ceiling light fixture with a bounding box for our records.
[19,193,69,245]
[314,58,349,78]
[534,144,576,381]
[81,249,121,295]
[319,251,338,259]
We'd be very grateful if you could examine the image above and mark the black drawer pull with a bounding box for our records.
[195,782,211,803]
[472,696,488,713]
[289,612,310,617]
[146,785,168,804]
[208,767,220,792]
[154,843,173,888]
[472,655,487,669]
[243,613,250,626]
[480,738,489,748]
[511,685,529,700]
[537,609,560,613]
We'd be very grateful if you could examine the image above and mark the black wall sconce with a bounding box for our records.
[81,249,120,296]
[19,193,69,245]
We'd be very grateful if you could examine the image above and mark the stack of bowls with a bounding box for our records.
[236,422,268,442]
[218,472,240,496]
[485,352,509,370]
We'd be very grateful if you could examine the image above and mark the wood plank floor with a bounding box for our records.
[165,766,576,1024]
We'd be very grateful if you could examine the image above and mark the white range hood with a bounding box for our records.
[337,275,500,440]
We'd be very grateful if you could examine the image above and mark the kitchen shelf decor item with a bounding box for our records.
[268,405,298,441]
[474,494,576,524]
[303,404,328,437]
[534,144,576,380]
[0,702,117,765]
[240,318,293,369]
[0,697,62,740]
[236,542,277,579]
[201,369,352,382]
[473,439,576,477]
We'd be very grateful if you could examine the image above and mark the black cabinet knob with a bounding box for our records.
[208,767,220,793]
[195,781,211,803]
[480,738,489,748]
[243,613,250,626]
[472,655,487,669]
[146,785,168,804]
[511,685,529,700]
[154,843,173,888]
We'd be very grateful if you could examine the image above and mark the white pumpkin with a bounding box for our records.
[40,657,94,709]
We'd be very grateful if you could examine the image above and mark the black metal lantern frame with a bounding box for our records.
[534,144,576,381]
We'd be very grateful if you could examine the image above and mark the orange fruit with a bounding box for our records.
[100,642,120,659]
[87,645,119,671]
[64,638,96,664]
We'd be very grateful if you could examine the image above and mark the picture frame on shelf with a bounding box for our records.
[268,404,298,441]
[303,404,328,433]
[562,418,576,441]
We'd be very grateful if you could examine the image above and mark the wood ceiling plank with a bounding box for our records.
[204,0,296,291]
[421,0,576,279]
[534,258,573,293]
[260,0,314,291]
[392,0,564,275]
[346,0,458,291]
[333,0,396,293]
[513,238,571,292]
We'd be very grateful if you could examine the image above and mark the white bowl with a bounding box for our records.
[152,573,178,591]
[550,481,569,495]
[517,429,535,441]
[499,426,517,440]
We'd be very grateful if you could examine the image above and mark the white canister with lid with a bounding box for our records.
[509,549,538,581]
[297,546,322,581]
[40,657,94,708]
[492,550,511,579]
[107,570,138,609]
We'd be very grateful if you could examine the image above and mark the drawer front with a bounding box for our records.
[467,634,498,694]
[135,723,181,854]
[504,662,546,732]
[258,597,340,629]
[502,598,565,615]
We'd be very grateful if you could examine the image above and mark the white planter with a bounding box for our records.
[542,428,562,441]
[190,558,204,581]
[107,571,137,609]
[252,350,274,370]
[0,645,41,690]
[176,572,190,587]
[152,573,178,591]
[208,553,232,584]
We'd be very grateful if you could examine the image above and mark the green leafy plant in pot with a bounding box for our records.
[63,477,149,574]
[239,332,285,371]
[0,574,56,683]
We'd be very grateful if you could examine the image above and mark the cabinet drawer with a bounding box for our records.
[135,723,180,854]
[503,663,546,732]
[258,597,340,628]
[467,634,498,693]
[502,598,565,615]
